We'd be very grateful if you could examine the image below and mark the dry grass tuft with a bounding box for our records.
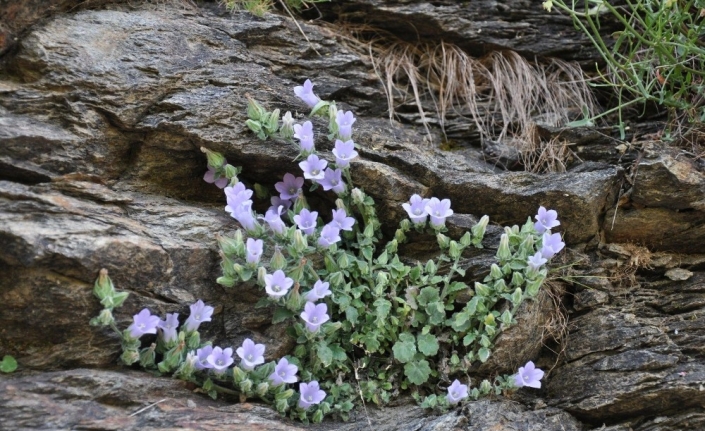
[330,24,599,170]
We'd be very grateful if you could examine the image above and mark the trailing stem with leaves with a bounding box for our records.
[91,79,561,422]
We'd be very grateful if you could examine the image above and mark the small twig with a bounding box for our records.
[352,357,373,430]
[129,399,167,417]
[277,0,321,56]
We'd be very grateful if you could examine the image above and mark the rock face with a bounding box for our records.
[1,1,704,430]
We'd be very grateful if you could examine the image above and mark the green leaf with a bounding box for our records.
[404,359,431,385]
[0,355,17,373]
[362,246,373,261]
[417,333,439,356]
[272,307,294,324]
[345,306,359,325]
[462,332,477,346]
[447,281,468,294]
[374,298,392,326]
[330,344,348,362]
[361,332,380,352]
[392,333,416,363]
[426,301,445,325]
[317,342,333,367]
[478,347,491,363]
[417,287,440,306]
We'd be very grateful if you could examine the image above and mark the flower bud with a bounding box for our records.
[474,282,491,297]
[224,164,240,181]
[233,366,247,384]
[186,331,201,350]
[484,313,496,327]
[511,287,523,305]
[493,278,508,293]
[265,108,280,134]
[292,230,308,254]
[399,219,411,232]
[140,344,157,368]
[496,234,512,262]
[312,409,324,423]
[425,259,437,276]
[121,349,140,365]
[257,266,268,286]
[335,199,346,210]
[200,147,226,169]
[351,188,364,205]
[256,382,270,397]
[270,246,287,270]
[449,240,461,259]
[385,239,398,254]
[328,103,339,136]
[279,111,295,139]
[233,263,244,277]
[174,351,197,380]
[90,308,115,326]
[394,228,406,243]
[363,223,374,239]
[93,268,114,300]
[246,119,263,134]
[472,215,489,242]
[275,388,295,400]
[240,378,253,394]
[526,278,544,297]
[459,231,472,247]
[489,263,503,280]
[246,97,267,121]
[479,379,492,394]
[293,192,309,214]
[510,271,524,288]
[216,276,235,287]
[338,252,350,269]
[436,233,450,249]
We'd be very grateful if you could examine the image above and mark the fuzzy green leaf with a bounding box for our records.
[0,355,17,373]
[426,301,445,325]
[404,359,432,385]
[416,333,439,356]
[317,342,333,367]
[392,333,416,363]
[272,307,294,324]
[417,287,440,306]
[478,347,491,363]
[345,306,359,325]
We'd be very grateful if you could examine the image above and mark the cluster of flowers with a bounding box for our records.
[127,299,325,409]
[528,206,565,269]
[402,194,454,228]
[444,360,544,404]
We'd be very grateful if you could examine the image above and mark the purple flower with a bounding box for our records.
[402,194,430,224]
[330,208,355,231]
[335,111,356,140]
[304,280,332,302]
[534,206,560,234]
[224,183,253,215]
[127,308,161,338]
[265,270,294,299]
[514,360,544,389]
[207,346,234,371]
[299,154,328,181]
[294,208,318,235]
[332,139,358,167]
[275,173,304,201]
[446,379,469,404]
[319,168,346,194]
[158,312,179,344]
[233,203,259,232]
[300,301,330,332]
[293,121,315,152]
[298,381,326,410]
[269,357,298,386]
[236,338,266,371]
[527,251,547,270]
[204,166,228,189]
[294,79,321,108]
[268,196,292,213]
[246,238,263,265]
[264,206,287,235]
[195,345,214,370]
[184,300,215,332]
[426,197,454,227]
[318,224,341,248]
[540,232,565,259]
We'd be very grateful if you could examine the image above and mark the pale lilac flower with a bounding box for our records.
[275,173,304,201]
[332,139,358,167]
[224,183,253,216]
[236,338,266,371]
[203,166,228,189]
[319,168,346,194]
[540,232,565,259]
[269,357,298,386]
[294,79,321,108]
[300,301,330,332]
[527,251,547,270]
[335,111,356,140]
[402,194,429,224]
[231,201,259,232]
[534,206,560,234]
[298,381,326,409]
[330,208,355,231]
[514,360,544,389]
[293,121,315,152]
[246,238,263,265]
[264,206,287,235]
[446,379,469,404]
[158,312,179,344]
[299,154,328,181]
[318,224,341,248]
[127,308,161,338]
[195,345,214,370]
[294,208,318,235]
[304,280,332,302]
[265,270,294,299]
[268,196,292,213]
[184,300,215,332]
[426,197,454,227]
[207,346,234,371]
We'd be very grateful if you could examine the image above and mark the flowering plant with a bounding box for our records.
[91,79,560,422]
